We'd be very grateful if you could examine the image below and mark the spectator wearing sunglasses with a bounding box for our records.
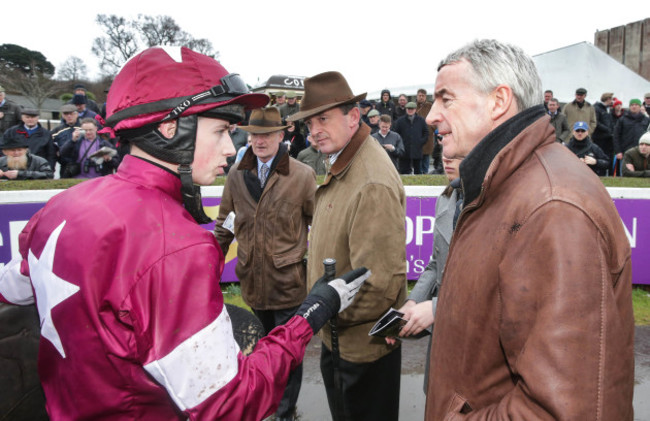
[566,121,610,175]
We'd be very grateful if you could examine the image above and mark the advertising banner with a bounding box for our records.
[1,187,648,284]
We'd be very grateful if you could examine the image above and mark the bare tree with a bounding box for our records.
[92,14,139,75]
[185,38,218,59]
[92,14,219,76]
[56,56,88,81]
[0,45,61,111]
[136,15,182,46]
[0,69,60,111]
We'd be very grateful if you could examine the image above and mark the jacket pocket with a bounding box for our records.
[445,392,472,418]
[272,248,306,269]
[237,246,249,266]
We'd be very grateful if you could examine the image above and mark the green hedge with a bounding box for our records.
[2,174,650,192]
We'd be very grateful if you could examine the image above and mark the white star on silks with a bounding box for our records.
[28,221,80,358]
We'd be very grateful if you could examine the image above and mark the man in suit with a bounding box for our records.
[215,107,316,421]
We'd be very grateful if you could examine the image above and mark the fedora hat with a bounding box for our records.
[287,71,366,122]
[238,107,289,134]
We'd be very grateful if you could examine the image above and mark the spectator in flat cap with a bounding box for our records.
[67,84,102,115]
[367,109,380,134]
[274,91,286,107]
[0,134,53,180]
[394,101,429,174]
[0,85,23,134]
[2,108,56,170]
[279,91,300,119]
[622,132,650,177]
[52,104,82,172]
[562,88,597,134]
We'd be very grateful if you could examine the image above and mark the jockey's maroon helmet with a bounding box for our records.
[105,46,268,223]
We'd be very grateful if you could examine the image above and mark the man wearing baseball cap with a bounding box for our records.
[215,106,317,420]
[565,121,610,175]
[622,131,650,177]
[0,47,369,420]
[288,72,406,421]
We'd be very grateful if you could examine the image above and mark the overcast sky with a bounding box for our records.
[3,0,647,97]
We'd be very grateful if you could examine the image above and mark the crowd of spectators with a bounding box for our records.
[0,84,121,181]
[271,86,650,179]
[1,82,649,181]
[546,88,650,177]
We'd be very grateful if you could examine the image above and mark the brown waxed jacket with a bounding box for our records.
[425,108,634,420]
[215,146,316,310]
[307,123,407,363]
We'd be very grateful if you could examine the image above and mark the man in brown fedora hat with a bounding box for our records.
[288,71,407,421]
[215,106,317,421]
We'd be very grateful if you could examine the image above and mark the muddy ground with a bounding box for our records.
[295,326,650,420]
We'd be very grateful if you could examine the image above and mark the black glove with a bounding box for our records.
[296,267,370,333]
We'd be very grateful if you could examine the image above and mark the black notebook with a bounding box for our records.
[368,308,431,339]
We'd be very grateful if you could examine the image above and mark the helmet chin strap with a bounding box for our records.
[171,115,212,225]
[178,164,213,225]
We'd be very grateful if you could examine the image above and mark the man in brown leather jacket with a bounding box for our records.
[214,107,316,421]
[424,39,634,420]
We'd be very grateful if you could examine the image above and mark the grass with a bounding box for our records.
[633,287,650,326]
[221,283,251,312]
[222,283,650,327]
[3,175,650,191]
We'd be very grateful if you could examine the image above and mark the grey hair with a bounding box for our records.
[438,39,542,111]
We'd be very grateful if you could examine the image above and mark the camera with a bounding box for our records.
[83,159,96,173]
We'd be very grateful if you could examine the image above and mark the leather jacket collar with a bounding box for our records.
[460,105,547,207]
